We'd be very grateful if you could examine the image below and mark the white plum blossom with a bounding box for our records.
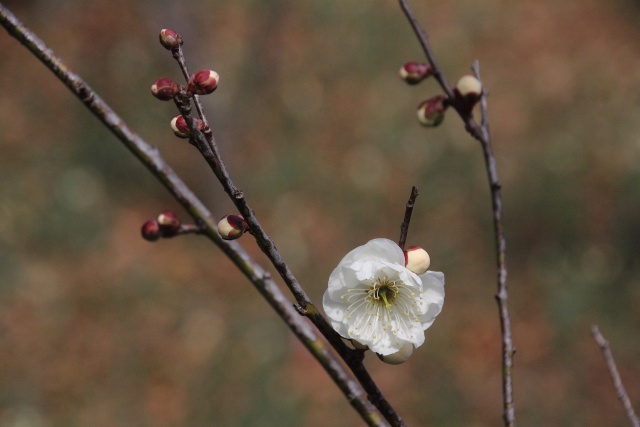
[323,238,445,357]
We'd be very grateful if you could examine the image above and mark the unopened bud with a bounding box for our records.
[416,95,447,127]
[399,62,432,85]
[159,29,183,50]
[454,75,483,102]
[188,70,219,95]
[218,214,248,240]
[151,78,179,101]
[141,219,161,242]
[377,342,414,365]
[157,211,181,234]
[171,115,205,138]
[171,116,190,138]
[404,246,431,275]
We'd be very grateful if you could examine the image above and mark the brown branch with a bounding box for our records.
[399,1,516,425]
[398,186,419,250]
[591,325,640,427]
[0,6,389,427]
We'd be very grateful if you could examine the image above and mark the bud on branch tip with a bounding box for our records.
[159,29,183,50]
[454,75,483,108]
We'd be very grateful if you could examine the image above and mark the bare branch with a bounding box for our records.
[591,325,640,427]
[398,186,419,251]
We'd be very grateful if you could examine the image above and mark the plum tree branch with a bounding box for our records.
[0,5,392,426]
[399,1,516,425]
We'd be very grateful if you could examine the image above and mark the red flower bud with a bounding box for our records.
[159,29,183,50]
[218,214,248,240]
[141,219,161,242]
[399,62,432,85]
[157,211,181,234]
[151,78,179,101]
[188,70,219,95]
[170,115,205,138]
[416,95,448,127]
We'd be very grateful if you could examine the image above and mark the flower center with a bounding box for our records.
[368,277,399,309]
[340,274,424,346]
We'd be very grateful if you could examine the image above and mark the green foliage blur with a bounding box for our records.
[1,0,640,426]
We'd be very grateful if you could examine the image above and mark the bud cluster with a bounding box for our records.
[151,29,221,142]
[401,59,484,126]
[141,211,182,241]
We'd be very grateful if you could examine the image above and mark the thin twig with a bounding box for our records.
[398,1,516,425]
[0,6,389,426]
[591,325,640,427]
[172,46,209,129]
[398,186,419,250]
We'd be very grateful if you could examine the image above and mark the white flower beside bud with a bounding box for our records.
[378,342,414,365]
[455,75,483,98]
[404,246,431,275]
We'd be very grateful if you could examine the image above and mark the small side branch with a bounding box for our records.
[398,186,419,250]
[591,325,640,427]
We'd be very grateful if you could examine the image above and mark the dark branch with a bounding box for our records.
[398,186,419,250]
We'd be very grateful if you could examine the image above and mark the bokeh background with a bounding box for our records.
[1,0,640,425]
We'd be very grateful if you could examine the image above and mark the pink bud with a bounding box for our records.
[170,115,205,138]
[416,95,448,127]
[399,62,432,85]
[157,211,181,234]
[141,219,161,242]
[171,116,190,138]
[404,246,431,275]
[218,214,248,240]
[159,29,183,50]
[151,78,179,101]
[188,70,219,95]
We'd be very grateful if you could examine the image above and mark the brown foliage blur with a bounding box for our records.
[1,0,640,426]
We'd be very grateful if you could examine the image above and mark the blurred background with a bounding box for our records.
[1,0,640,425]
